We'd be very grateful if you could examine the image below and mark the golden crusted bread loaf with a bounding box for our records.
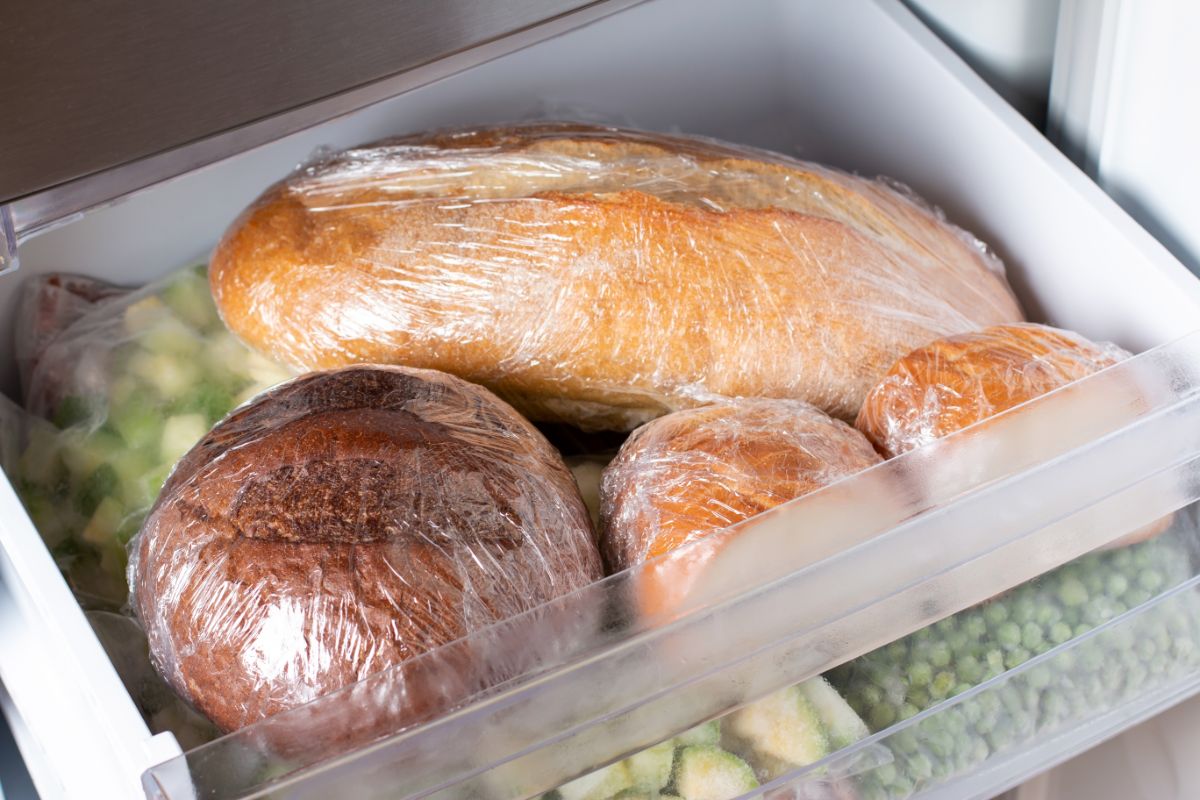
[211,123,1023,430]
[855,323,1167,547]
[855,323,1129,458]
[600,399,881,616]
[129,365,602,733]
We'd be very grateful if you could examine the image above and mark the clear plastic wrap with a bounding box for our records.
[210,122,1024,431]
[600,399,881,617]
[128,365,604,735]
[12,265,294,608]
[14,272,128,396]
[855,322,1130,458]
[853,322,1167,549]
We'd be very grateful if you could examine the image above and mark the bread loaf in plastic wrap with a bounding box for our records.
[211,122,1023,431]
[856,322,1166,547]
[600,399,881,616]
[856,323,1130,458]
[129,365,602,732]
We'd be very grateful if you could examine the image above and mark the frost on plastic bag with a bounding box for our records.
[14,265,294,609]
[599,398,881,618]
[853,322,1167,549]
[210,122,1024,431]
[15,272,128,397]
[129,365,604,734]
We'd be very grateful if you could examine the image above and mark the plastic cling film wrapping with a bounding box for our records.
[129,365,604,734]
[854,323,1168,549]
[14,273,128,397]
[211,122,1024,431]
[600,399,882,617]
[855,323,1131,458]
[13,265,296,608]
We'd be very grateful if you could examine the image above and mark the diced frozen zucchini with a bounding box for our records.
[133,351,202,400]
[123,296,168,335]
[723,685,830,780]
[18,425,66,487]
[160,413,209,464]
[674,721,721,748]
[799,677,869,751]
[59,428,123,483]
[174,382,236,425]
[110,402,163,454]
[143,317,203,359]
[20,488,71,550]
[81,496,124,547]
[672,745,758,800]
[557,761,633,800]
[160,266,220,331]
[110,448,160,509]
[627,740,676,791]
[52,395,96,429]
[243,349,294,388]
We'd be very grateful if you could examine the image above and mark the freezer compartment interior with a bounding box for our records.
[2,0,1200,798]
[140,332,1200,799]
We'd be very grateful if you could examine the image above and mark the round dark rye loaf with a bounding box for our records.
[130,365,602,732]
[211,122,1024,431]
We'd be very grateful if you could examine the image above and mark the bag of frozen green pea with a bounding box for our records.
[15,264,294,609]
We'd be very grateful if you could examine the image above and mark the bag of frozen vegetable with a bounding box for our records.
[14,264,294,608]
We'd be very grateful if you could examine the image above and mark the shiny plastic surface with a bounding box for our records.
[129,366,602,735]
[142,332,1200,799]
[209,123,1022,430]
[856,322,1129,457]
[12,266,294,609]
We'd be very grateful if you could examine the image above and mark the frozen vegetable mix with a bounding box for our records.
[827,531,1200,799]
[14,265,294,607]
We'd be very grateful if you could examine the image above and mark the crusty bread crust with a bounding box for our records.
[599,399,881,615]
[130,365,601,732]
[211,123,1023,430]
[855,323,1168,548]
[855,322,1129,457]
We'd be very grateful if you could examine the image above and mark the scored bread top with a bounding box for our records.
[130,365,602,732]
[212,122,1023,430]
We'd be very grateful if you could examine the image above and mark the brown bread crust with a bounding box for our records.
[599,399,882,615]
[855,323,1129,458]
[130,365,602,732]
[211,123,1023,430]
[855,323,1167,547]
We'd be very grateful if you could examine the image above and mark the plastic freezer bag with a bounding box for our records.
[13,264,294,608]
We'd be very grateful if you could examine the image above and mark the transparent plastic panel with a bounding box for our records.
[143,332,1200,799]
[767,538,1200,800]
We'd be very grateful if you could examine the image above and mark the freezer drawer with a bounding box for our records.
[1,0,1199,798]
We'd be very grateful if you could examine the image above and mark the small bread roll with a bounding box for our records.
[856,323,1168,546]
[600,399,881,616]
[130,365,602,733]
[855,323,1129,457]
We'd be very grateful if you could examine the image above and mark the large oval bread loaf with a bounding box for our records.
[211,122,1023,430]
[129,365,602,732]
